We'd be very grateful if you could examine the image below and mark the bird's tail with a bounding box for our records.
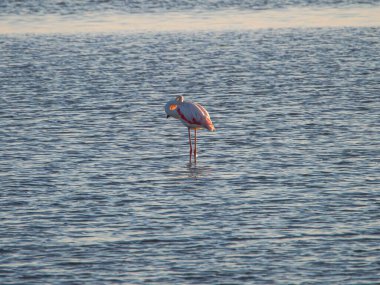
[203,117,216,132]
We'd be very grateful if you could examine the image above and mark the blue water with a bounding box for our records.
[1,1,380,284]
[0,0,379,14]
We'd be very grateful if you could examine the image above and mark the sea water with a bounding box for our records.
[1,1,379,284]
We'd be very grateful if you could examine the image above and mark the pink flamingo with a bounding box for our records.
[165,95,215,163]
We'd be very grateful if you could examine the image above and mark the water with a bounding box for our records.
[0,0,378,15]
[1,1,380,284]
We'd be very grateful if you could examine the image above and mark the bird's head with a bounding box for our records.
[165,96,184,119]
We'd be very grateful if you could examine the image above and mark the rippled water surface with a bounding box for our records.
[1,0,379,14]
[1,2,380,284]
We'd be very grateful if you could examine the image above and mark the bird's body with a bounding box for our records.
[165,96,215,163]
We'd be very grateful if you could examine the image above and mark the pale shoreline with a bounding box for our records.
[1,6,380,34]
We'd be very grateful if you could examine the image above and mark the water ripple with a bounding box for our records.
[1,28,379,284]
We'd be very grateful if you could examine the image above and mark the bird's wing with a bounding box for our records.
[195,103,215,131]
[177,102,202,125]
[194,103,211,119]
[178,102,215,131]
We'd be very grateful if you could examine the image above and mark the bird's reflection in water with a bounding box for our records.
[185,162,211,179]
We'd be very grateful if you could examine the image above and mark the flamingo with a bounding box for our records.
[165,95,215,163]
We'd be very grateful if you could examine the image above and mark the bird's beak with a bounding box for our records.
[166,115,170,119]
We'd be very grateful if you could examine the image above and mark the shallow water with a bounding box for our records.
[1,1,380,284]
[0,0,379,14]
[1,7,380,34]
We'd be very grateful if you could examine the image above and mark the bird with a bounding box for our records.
[165,95,215,163]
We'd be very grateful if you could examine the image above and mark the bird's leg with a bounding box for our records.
[188,128,192,163]
[194,129,197,163]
